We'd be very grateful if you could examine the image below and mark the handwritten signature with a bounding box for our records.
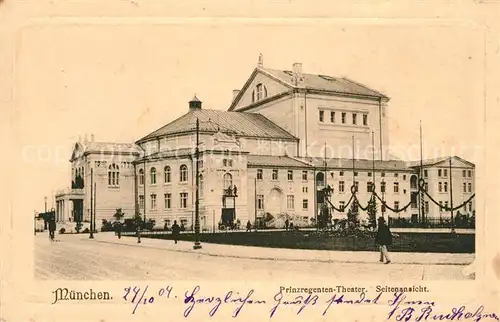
[121,286,498,321]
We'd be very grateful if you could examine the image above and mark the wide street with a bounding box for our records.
[34,232,474,281]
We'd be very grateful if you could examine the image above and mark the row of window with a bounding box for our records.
[436,169,474,178]
[438,201,473,212]
[139,165,189,185]
[256,169,409,181]
[437,182,473,193]
[139,192,190,211]
[319,110,369,126]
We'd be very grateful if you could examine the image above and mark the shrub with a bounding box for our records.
[101,219,114,232]
[59,228,66,234]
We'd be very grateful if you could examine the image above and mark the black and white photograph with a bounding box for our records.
[3,1,499,321]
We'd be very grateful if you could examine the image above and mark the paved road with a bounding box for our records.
[35,234,472,281]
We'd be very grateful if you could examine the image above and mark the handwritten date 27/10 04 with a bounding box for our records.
[123,285,174,314]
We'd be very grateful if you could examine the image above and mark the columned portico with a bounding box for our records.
[55,188,84,223]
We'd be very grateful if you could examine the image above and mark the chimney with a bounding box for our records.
[232,89,240,102]
[292,62,304,87]
[189,95,202,112]
[257,53,264,68]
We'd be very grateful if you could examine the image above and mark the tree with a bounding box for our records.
[346,200,360,230]
[113,208,125,222]
[367,196,378,230]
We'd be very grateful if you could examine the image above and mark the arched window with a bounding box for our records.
[139,169,144,185]
[223,173,233,189]
[150,167,157,185]
[180,164,188,182]
[256,84,263,100]
[199,174,204,196]
[108,164,120,187]
[164,166,171,183]
[316,172,325,186]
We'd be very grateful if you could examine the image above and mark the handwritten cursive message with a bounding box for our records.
[121,286,498,321]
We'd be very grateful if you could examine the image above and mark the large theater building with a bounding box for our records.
[55,58,475,230]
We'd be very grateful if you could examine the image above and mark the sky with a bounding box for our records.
[10,21,484,215]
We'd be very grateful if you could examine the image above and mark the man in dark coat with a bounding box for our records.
[171,220,181,244]
[375,216,392,264]
[48,219,56,241]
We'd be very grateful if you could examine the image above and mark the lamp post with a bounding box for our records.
[193,118,202,250]
[449,158,455,233]
[89,167,94,239]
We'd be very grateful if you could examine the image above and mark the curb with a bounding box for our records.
[90,239,472,267]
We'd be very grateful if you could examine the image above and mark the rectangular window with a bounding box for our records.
[339,171,344,176]
[287,170,293,181]
[139,195,144,210]
[444,182,448,193]
[339,201,345,211]
[463,182,467,192]
[463,170,466,177]
[302,199,309,210]
[394,182,399,193]
[151,194,157,210]
[341,112,346,124]
[425,201,429,214]
[468,183,472,192]
[223,159,227,167]
[424,183,428,191]
[302,186,308,193]
[438,182,442,192]
[381,182,386,193]
[363,114,368,126]
[469,202,472,211]
[339,181,345,192]
[302,170,308,181]
[368,172,372,177]
[354,171,358,177]
[319,110,324,122]
[257,195,264,210]
[444,169,448,177]
[394,173,398,178]
[287,195,295,209]
[367,182,373,193]
[180,192,188,209]
[394,201,399,211]
[438,169,442,177]
[403,175,406,180]
[352,113,357,125]
[439,201,443,211]
[381,172,385,177]
[272,169,278,180]
[257,169,263,180]
[330,111,335,123]
[164,193,171,209]
[468,170,472,177]
[354,181,359,192]
[424,170,428,178]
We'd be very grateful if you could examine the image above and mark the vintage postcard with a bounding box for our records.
[1,0,499,321]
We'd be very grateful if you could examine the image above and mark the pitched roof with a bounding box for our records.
[304,157,410,171]
[262,68,388,99]
[406,156,475,168]
[136,109,298,143]
[247,155,312,168]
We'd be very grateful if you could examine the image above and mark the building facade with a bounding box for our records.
[54,57,475,230]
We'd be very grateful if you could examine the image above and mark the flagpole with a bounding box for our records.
[449,158,455,233]
[372,131,375,191]
[352,136,355,187]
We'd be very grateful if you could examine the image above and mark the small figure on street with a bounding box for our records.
[115,221,122,239]
[236,218,241,230]
[246,220,251,232]
[285,218,289,231]
[48,218,56,242]
[289,222,294,231]
[171,220,181,244]
[375,217,392,264]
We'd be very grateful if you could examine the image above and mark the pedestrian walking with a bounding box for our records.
[375,217,392,264]
[48,219,56,242]
[115,221,122,239]
[246,220,251,232]
[171,220,180,244]
[285,218,289,231]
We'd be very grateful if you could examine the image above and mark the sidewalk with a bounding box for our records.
[86,232,474,266]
